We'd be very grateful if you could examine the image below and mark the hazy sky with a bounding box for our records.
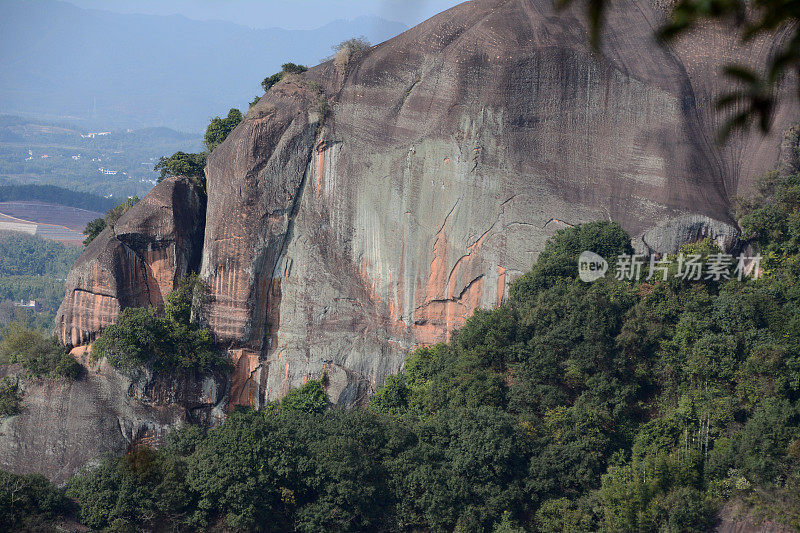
[61,0,465,30]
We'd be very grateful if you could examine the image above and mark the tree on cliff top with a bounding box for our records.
[81,217,106,246]
[203,108,243,152]
[82,196,140,245]
[261,62,308,92]
[154,151,206,184]
[153,110,241,191]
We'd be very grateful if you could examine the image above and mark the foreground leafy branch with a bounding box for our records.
[559,0,799,139]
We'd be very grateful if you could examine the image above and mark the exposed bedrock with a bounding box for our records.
[200,0,797,406]
[1,176,212,481]
[0,352,225,484]
[56,176,206,347]
[9,0,800,483]
[633,215,741,255]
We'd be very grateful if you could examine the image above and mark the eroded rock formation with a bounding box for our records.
[50,1,800,415]
[197,0,797,406]
[0,352,225,484]
[0,177,211,481]
[56,176,206,347]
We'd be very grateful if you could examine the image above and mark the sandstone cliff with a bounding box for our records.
[0,353,225,484]
[56,176,206,347]
[196,0,797,407]
[0,177,213,482]
[50,0,800,418]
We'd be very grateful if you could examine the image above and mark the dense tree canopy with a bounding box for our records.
[0,232,80,276]
[0,469,72,530]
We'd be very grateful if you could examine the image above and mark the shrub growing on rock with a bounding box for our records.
[204,108,243,152]
[83,196,140,245]
[279,379,328,414]
[261,62,309,92]
[0,322,81,380]
[0,377,22,416]
[92,275,226,375]
[333,37,371,73]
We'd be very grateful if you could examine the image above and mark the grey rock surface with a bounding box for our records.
[198,0,797,406]
[0,356,225,484]
[634,215,741,255]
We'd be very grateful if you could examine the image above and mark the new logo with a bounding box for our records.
[578,251,608,282]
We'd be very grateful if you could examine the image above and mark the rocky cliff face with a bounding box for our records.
[0,177,213,482]
[0,352,225,484]
[197,0,797,406]
[53,1,799,409]
[56,176,206,347]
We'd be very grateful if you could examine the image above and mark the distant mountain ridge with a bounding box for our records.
[0,0,407,132]
[0,114,199,139]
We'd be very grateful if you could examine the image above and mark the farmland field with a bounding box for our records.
[0,201,101,231]
[0,201,101,244]
[0,115,203,198]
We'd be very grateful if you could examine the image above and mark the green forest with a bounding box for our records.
[0,232,81,331]
[0,184,116,212]
[3,3,800,530]
[2,160,799,531]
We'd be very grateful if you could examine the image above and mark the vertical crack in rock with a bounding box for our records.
[269,131,318,281]
[437,198,461,237]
